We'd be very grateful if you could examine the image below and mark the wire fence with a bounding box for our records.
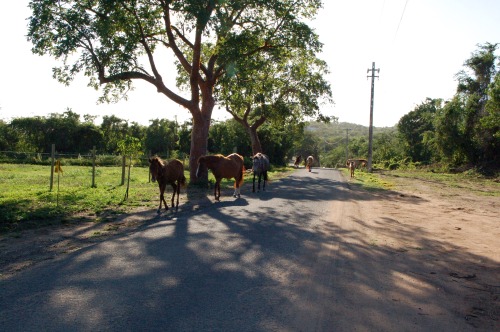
[0,147,190,191]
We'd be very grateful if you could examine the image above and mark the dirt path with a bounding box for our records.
[365,172,500,329]
[0,170,498,330]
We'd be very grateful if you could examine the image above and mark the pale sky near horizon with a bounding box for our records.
[0,1,499,128]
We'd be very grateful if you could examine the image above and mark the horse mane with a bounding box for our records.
[198,154,226,163]
[150,155,166,166]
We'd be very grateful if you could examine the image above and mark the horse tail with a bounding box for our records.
[235,165,245,188]
[179,174,187,187]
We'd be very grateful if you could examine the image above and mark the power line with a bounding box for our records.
[393,0,410,43]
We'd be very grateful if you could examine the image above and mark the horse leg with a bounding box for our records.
[257,173,262,192]
[234,181,241,198]
[158,183,167,213]
[252,172,256,193]
[175,182,180,211]
[171,183,177,211]
[162,183,169,211]
[262,171,267,191]
[215,180,221,201]
[157,186,162,214]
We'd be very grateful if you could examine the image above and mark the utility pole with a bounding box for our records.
[367,62,380,172]
[345,128,351,163]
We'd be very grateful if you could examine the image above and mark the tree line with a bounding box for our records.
[1,43,497,174]
[0,109,302,167]
[397,43,499,172]
[316,43,499,174]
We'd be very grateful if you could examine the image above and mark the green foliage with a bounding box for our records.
[26,0,328,178]
[117,135,142,157]
[145,119,178,156]
[395,43,499,171]
[398,98,440,163]
[299,121,399,168]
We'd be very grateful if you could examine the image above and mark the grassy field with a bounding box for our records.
[0,163,293,233]
[0,163,157,232]
[341,167,500,196]
[4,163,496,233]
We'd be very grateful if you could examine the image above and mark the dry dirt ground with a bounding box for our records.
[0,170,498,329]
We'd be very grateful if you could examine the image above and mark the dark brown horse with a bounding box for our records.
[196,153,245,201]
[293,155,302,168]
[149,156,186,213]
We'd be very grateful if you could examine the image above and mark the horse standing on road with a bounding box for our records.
[347,160,356,178]
[306,155,314,172]
[149,157,186,213]
[346,158,367,178]
[196,153,245,201]
[252,153,270,192]
[293,155,302,168]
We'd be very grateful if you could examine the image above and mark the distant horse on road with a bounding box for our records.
[346,159,368,178]
[347,160,356,178]
[196,153,245,201]
[149,156,186,213]
[306,155,314,172]
[252,153,270,192]
[346,159,368,169]
[293,155,302,168]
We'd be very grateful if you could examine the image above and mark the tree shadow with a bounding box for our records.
[0,169,497,331]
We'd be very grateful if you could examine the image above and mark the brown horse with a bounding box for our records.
[149,156,186,213]
[348,160,356,178]
[196,153,245,201]
[293,155,302,168]
[306,155,314,172]
[346,158,368,169]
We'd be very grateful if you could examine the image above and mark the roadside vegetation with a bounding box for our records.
[0,163,293,234]
[342,167,500,196]
[1,42,498,234]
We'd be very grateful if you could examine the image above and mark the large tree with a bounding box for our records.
[219,46,332,155]
[454,42,498,162]
[27,0,325,181]
[397,98,440,164]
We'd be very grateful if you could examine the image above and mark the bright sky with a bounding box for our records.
[1,1,499,127]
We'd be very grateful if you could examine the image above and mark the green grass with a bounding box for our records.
[0,163,295,233]
[341,167,500,196]
[382,169,500,196]
[341,168,395,191]
[0,164,158,232]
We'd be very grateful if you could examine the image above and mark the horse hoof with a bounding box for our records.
[156,209,161,214]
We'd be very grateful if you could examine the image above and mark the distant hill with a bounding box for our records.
[305,121,396,142]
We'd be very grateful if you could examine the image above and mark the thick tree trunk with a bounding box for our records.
[248,126,263,155]
[189,98,214,183]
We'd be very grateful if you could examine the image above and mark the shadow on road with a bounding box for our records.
[0,168,497,331]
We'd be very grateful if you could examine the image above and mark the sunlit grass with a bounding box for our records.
[340,168,394,191]
[383,169,500,196]
[0,163,295,233]
[341,167,500,196]
[0,164,159,232]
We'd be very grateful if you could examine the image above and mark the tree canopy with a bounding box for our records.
[27,0,326,181]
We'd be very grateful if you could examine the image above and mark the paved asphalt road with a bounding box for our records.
[0,168,469,331]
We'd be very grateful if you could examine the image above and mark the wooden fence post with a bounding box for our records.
[121,155,126,185]
[50,144,55,191]
[91,146,96,188]
[148,151,151,183]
